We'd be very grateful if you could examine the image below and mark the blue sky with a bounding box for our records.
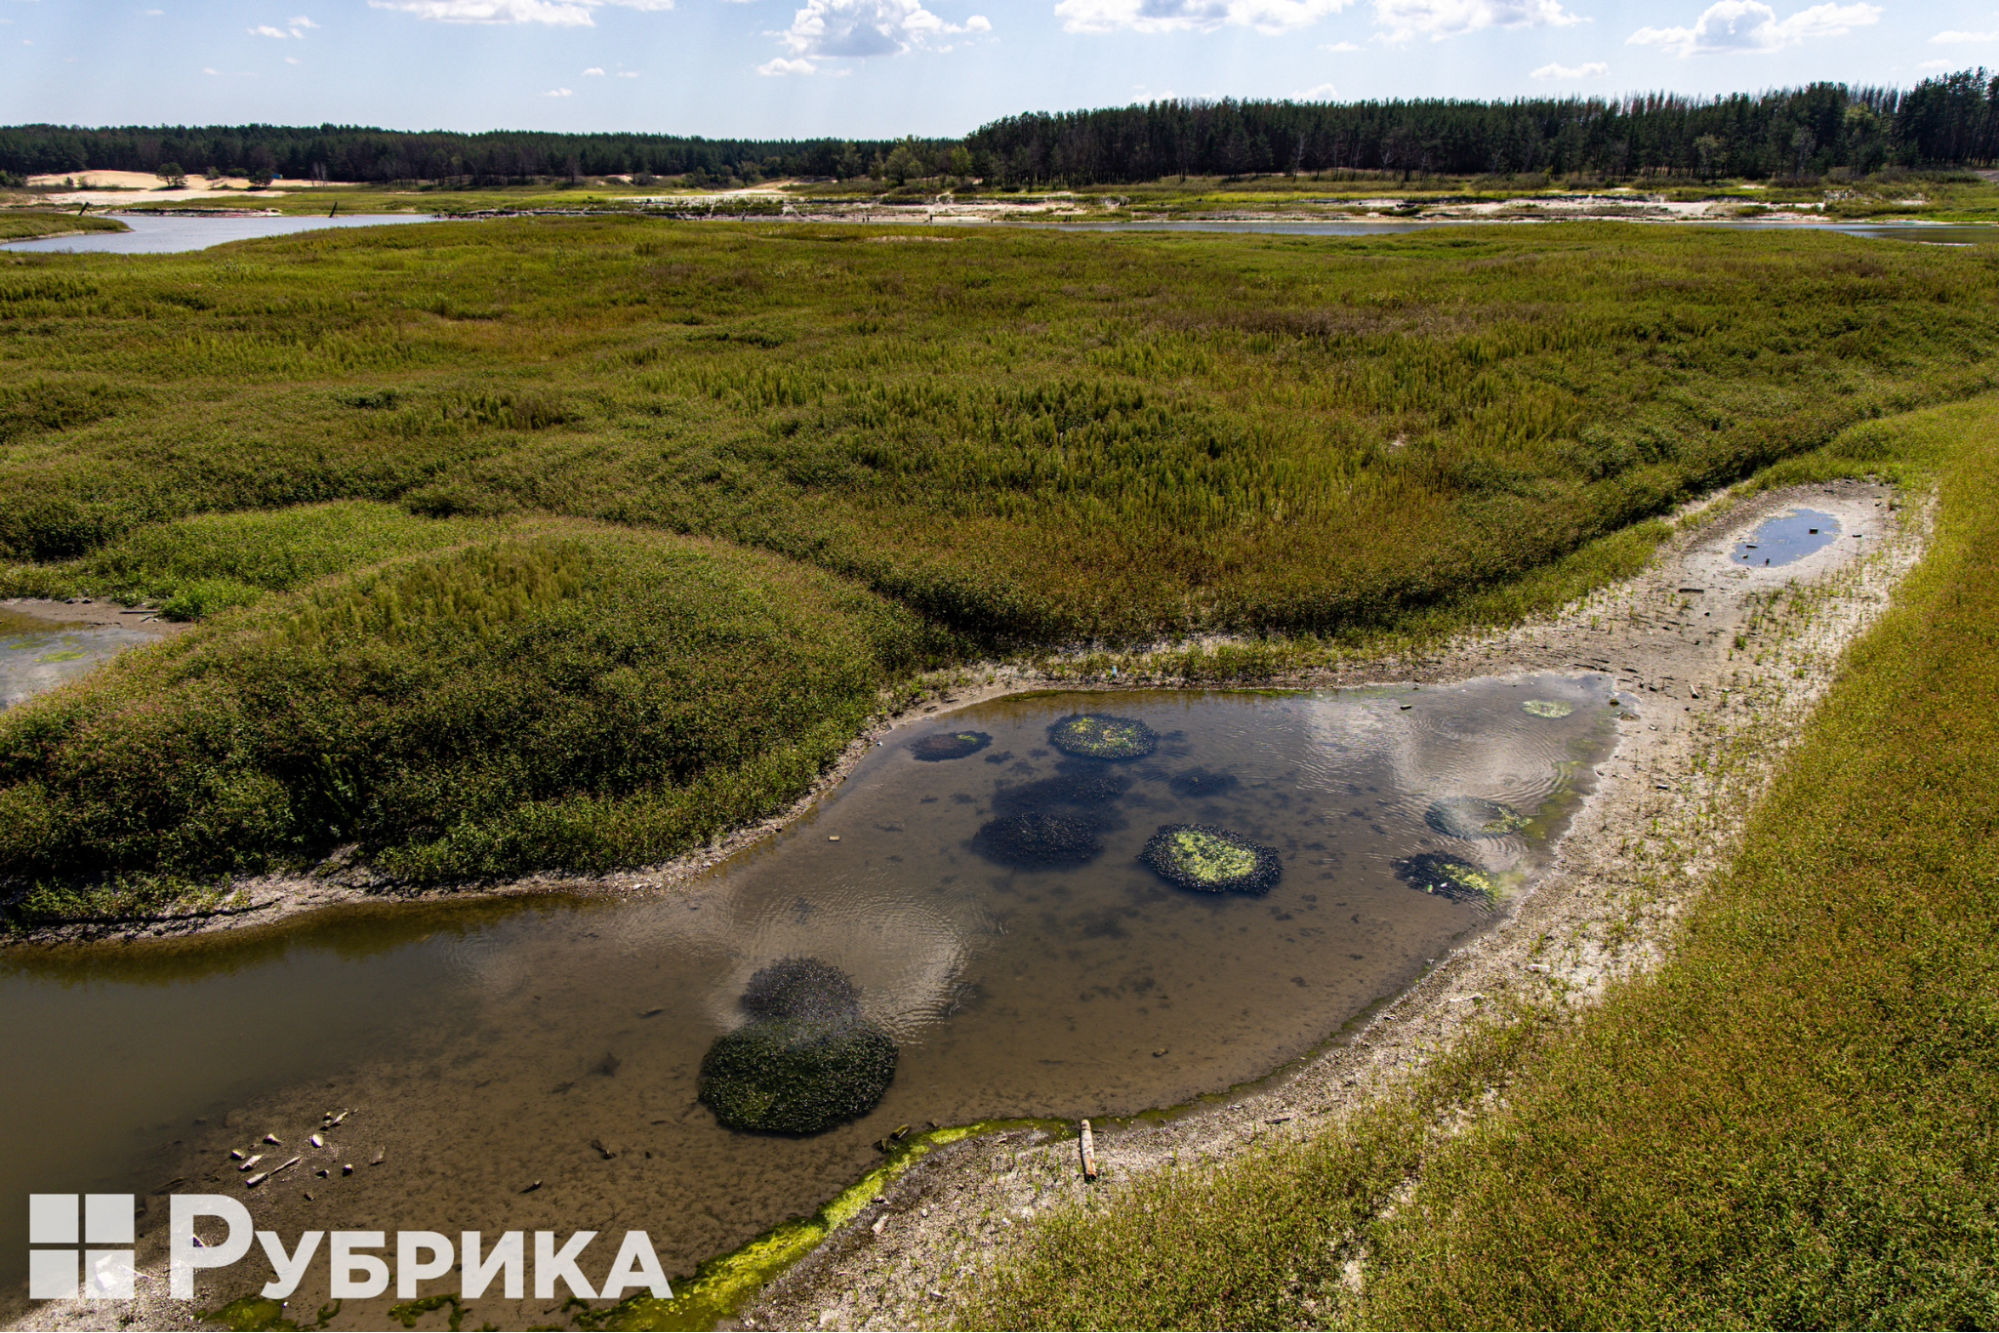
[2,0,1994,139]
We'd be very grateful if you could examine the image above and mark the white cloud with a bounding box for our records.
[289,13,317,24]
[616,67,638,74]
[1530,58,1607,76]
[583,64,604,72]
[369,0,669,26]
[772,0,989,65]
[1297,81,1338,97]
[758,54,816,72]
[1918,57,1952,68]
[543,84,573,94]
[1372,0,1579,42]
[1627,1,1879,56]
[143,8,164,14]
[285,53,300,60]
[1058,0,1350,35]
[1930,29,1999,43]
[1320,37,1360,47]
[249,23,293,35]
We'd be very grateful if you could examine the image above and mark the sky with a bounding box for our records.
[0,0,1994,140]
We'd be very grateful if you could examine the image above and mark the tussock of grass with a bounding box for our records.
[0,523,957,920]
[953,396,1999,1329]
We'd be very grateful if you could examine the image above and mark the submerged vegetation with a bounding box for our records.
[1394,851,1500,905]
[1047,715,1160,761]
[1424,795,1529,839]
[909,730,991,761]
[701,957,896,1135]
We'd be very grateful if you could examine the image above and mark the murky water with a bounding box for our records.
[0,607,158,711]
[0,675,1615,1317]
[1,214,445,255]
[1733,507,1840,568]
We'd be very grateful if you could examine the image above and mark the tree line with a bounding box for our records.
[0,125,924,185]
[963,70,1999,185]
[1,69,1993,188]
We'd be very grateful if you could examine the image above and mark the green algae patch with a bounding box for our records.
[601,1120,1063,1331]
[1048,713,1159,761]
[200,1297,341,1331]
[387,1294,468,1330]
[1424,796,1528,840]
[1142,823,1282,894]
[909,730,992,761]
[1522,699,1574,718]
[1394,853,1502,907]
[698,1014,897,1135]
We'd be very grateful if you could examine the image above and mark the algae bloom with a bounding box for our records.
[1425,796,1528,840]
[1521,699,1574,719]
[974,811,1106,868]
[910,731,992,761]
[1141,823,1281,894]
[1395,853,1499,906]
[1047,713,1159,761]
[698,1015,898,1135]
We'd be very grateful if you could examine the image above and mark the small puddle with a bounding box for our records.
[0,674,1618,1320]
[1731,507,1840,568]
[0,607,159,712]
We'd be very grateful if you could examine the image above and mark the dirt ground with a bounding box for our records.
[7,478,1919,1332]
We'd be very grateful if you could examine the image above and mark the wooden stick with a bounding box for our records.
[1078,1119,1098,1182]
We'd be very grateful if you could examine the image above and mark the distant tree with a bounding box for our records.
[883,139,924,185]
[835,143,864,179]
[947,143,973,178]
[155,161,186,188]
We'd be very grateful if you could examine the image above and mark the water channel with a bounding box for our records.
[0,213,444,255]
[0,672,1618,1316]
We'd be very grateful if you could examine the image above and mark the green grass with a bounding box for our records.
[1,499,510,618]
[5,219,1998,645]
[0,522,956,923]
[0,212,128,241]
[953,395,1999,1328]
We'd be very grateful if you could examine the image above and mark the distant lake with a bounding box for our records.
[2,212,446,254]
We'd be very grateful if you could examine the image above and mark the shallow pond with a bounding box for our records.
[0,675,1616,1310]
[1733,507,1841,568]
[1,213,445,254]
[0,607,158,711]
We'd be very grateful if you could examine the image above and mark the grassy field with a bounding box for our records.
[0,212,128,241]
[3,217,1998,915]
[5,218,1997,643]
[954,395,1999,1328]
